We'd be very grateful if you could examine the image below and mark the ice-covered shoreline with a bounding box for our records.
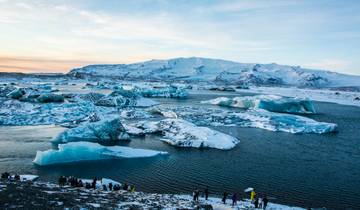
[236,86,360,108]
[0,177,305,210]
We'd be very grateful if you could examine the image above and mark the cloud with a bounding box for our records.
[0,56,113,73]
[204,0,298,13]
[305,59,349,71]
[0,0,359,74]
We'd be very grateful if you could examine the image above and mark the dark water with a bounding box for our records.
[0,93,359,210]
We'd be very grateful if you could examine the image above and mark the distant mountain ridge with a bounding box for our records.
[68,57,360,88]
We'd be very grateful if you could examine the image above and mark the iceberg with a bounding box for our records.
[0,99,115,126]
[33,142,168,166]
[239,109,337,134]
[84,89,158,108]
[0,85,16,97]
[95,95,136,107]
[7,88,26,99]
[123,124,145,136]
[76,92,106,103]
[150,106,336,134]
[120,109,152,119]
[202,95,316,114]
[148,107,178,118]
[136,119,239,150]
[36,93,64,103]
[52,117,130,143]
[4,86,64,103]
[134,86,188,98]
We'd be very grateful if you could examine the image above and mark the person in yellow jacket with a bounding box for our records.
[250,190,256,202]
[131,185,135,193]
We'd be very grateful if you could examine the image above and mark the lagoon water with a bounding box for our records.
[0,92,359,210]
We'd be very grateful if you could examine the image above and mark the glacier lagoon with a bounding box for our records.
[0,85,359,209]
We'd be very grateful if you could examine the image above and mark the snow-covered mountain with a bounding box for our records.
[68,57,360,88]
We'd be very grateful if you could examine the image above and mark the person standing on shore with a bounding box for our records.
[232,192,237,206]
[250,190,256,202]
[91,177,97,189]
[131,185,136,192]
[222,191,228,204]
[123,182,129,191]
[204,187,209,200]
[254,197,259,208]
[263,196,268,209]
[258,196,263,209]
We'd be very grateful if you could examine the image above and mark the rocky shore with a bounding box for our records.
[0,178,305,210]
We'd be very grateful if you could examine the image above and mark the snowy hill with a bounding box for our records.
[68,57,360,88]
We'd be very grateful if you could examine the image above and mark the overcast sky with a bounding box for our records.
[0,0,359,75]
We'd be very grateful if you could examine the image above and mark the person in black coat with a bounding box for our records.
[204,187,209,200]
[263,196,268,209]
[254,197,259,208]
[222,192,228,204]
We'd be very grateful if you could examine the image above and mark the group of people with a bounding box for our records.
[250,190,269,209]
[192,187,269,209]
[192,187,209,202]
[58,176,135,192]
[1,172,20,181]
[3,172,270,209]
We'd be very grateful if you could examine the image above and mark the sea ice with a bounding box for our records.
[33,142,168,166]
[52,117,130,143]
[202,95,316,114]
[136,118,239,150]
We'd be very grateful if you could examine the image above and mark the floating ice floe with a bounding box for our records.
[5,87,64,103]
[0,99,114,126]
[75,90,158,108]
[75,92,106,103]
[37,93,64,103]
[120,109,152,119]
[202,95,316,114]
[7,88,26,99]
[135,118,239,150]
[148,107,178,118]
[134,86,188,98]
[151,106,337,134]
[52,117,130,143]
[33,142,168,166]
[237,109,337,133]
[0,85,16,97]
[123,124,145,136]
